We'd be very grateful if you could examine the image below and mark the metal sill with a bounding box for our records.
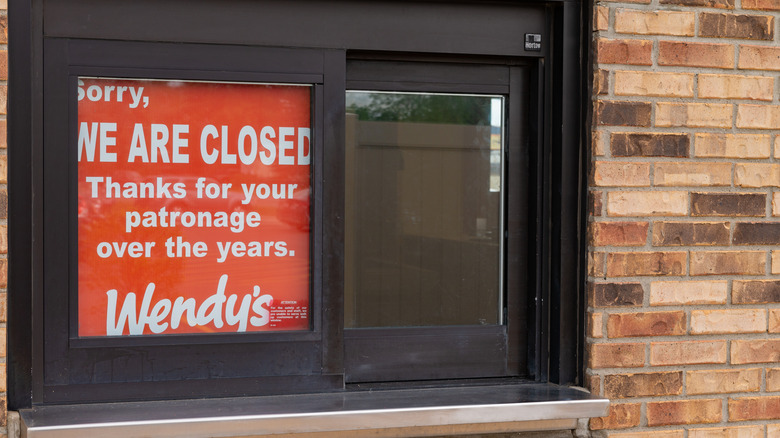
[19,383,609,438]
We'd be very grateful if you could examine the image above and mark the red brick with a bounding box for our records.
[647,399,722,426]
[0,397,6,427]
[597,38,653,65]
[733,280,780,304]
[607,252,686,277]
[660,0,733,7]
[699,12,774,40]
[608,191,688,216]
[773,194,780,216]
[695,133,771,159]
[0,396,8,428]
[593,130,606,156]
[588,374,601,395]
[0,293,7,323]
[0,189,6,219]
[614,70,694,97]
[590,282,644,307]
[690,309,766,334]
[0,328,6,357]
[740,44,780,70]
[766,368,780,391]
[0,16,7,44]
[589,252,606,277]
[589,403,641,430]
[690,251,765,276]
[732,339,780,364]
[687,368,761,395]
[607,311,686,338]
[589,312,603,338]
[0,120,7,149]
[0,225,7,254]
[593,161,651,187]
[733,222,780,244]
[0,86,7,115]
[656,102,732,128]
[595,5,609,31]
[659,41,735,68]
[590,191,603,217]
[650,280,728,306]
[0,51,7,82]
[591,222,648,246]
[0,259,7,288]
[602,0,651,3]
[650,340,727,365]
[594,69,609,95]
[743,0,780,9]
[595,101,652,126]
[689,426,764,438]
[737,163,780,189]
[699,74,774,101]
[589,343,645,368]
[771,309,780,332]
[609,432,685,438]
[736,106,780,130]
[729,396,780,421]
[691,192,766,217]
[654,162,731,186]
[652,222,729,246]
[0,155,7,185]
[615,10,695,36]
[611,133,689,157]
[604,371,683,398]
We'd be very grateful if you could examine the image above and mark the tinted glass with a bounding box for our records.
[345,91,504,328]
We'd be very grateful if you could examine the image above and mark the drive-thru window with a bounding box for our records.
[8,0,608,435]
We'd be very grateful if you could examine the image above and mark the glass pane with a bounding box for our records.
[77,77,312,336]
[345,91,504,328]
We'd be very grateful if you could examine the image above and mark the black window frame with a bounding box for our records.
[8,0,586,408]
[38,39,346,404]
[342,58,532,383]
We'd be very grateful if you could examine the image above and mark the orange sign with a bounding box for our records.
[77,78,311,336]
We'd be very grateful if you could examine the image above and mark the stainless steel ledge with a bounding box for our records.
[20,383,609,438]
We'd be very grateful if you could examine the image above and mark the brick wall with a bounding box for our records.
[589,0,780,435]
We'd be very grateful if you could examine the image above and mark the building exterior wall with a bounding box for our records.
[589,0,780,435]
[9,0,780,436]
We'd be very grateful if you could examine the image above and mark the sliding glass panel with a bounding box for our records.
[345,91,504,328]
